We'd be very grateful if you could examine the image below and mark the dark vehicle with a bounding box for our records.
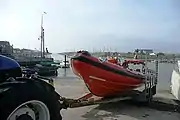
[0,55,62,120]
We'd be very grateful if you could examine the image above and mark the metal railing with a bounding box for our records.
[143,54,158,101]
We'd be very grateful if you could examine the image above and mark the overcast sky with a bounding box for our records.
[0,0,180,53]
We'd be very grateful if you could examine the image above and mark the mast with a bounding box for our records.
[40,12,47,58]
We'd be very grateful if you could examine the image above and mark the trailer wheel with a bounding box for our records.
[0,84,62,120]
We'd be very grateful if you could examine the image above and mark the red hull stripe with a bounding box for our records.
[71,56,144,80]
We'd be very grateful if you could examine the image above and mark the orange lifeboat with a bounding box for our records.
[70,51,145,97]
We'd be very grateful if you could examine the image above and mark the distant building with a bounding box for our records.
[13,48,41,57]
[13,48,21,54]
[1,41,52,59]
[0,41,13,55]
[135,49,154,54]
[141,49,154,54]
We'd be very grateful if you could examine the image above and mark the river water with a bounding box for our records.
[51,53,176,92]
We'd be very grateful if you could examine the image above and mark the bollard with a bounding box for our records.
[65,54,67,68]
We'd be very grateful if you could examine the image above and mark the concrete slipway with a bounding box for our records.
[52,67,180,120]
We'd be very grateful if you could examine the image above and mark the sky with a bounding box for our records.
[0,0,180,53]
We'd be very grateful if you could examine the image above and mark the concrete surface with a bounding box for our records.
[171,70,180,100]
[54,73,180,120]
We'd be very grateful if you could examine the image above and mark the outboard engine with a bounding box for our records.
[0,55,22,82]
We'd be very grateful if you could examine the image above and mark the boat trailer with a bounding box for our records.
[40,59,159,109]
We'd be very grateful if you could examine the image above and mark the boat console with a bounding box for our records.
[122,60,146,74]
